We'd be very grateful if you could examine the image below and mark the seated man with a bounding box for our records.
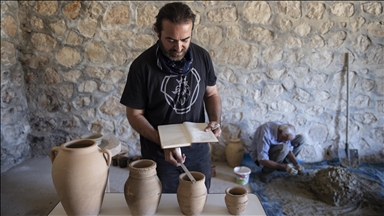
[250,121,305,183]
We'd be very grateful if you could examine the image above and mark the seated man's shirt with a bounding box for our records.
[250,121,293,162]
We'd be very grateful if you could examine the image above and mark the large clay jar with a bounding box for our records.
[224,186,249,215]
[124,159,162,215]
[177,171,207,215]
[50,139,111,215]
[226,138,245,168]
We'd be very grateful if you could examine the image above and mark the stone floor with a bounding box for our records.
[1,157,251,215]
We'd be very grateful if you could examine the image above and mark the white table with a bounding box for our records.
[48,193,266,215]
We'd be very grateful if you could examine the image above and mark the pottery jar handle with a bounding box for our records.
[100,149,112,166]
[50,146,61,163]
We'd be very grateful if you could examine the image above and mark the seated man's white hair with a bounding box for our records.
[280,124,296,138]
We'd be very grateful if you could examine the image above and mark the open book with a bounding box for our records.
[158,122,219,149]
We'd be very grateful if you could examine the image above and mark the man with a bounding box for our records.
[250,121,305,183]
[120,2,221,193]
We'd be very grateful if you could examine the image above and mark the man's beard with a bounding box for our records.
[159,40,188,61]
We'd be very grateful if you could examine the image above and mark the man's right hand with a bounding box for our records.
[295,164,304,174]
[285,164,298,175]
[164,148,186,166]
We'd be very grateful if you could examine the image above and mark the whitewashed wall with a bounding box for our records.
[1,1,383,172]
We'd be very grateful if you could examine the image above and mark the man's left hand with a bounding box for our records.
[204,122,221,138]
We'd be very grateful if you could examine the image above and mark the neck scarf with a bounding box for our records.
[156,41,193,76]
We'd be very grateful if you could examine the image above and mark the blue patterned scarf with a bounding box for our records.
[156,41,193,76]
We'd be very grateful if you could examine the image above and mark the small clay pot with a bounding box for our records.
[177,172,207,215]
[124,159,162,215]
[112,157,118,166]
[225,186,248,215]
[119,157,128,168]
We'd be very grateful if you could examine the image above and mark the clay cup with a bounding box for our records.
[224,186,248,215]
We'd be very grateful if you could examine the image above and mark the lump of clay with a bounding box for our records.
[310,166,362,207]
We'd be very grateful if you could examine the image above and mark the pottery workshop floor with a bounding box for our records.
[1,157,252,216]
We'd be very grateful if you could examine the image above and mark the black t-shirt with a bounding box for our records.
[120,42,217,162]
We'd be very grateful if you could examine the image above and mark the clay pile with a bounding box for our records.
[309,166,362,207]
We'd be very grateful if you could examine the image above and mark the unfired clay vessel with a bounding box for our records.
[124,159,162,215]
[225,186,249,215]
[50,139,111,215]
[177,171,207,215]
[226,138,245,168]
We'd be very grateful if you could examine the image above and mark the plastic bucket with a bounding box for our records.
[234,166,251,185]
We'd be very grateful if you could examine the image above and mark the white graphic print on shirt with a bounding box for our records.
[161,68,200,114]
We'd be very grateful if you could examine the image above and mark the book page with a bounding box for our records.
[183,122,219,143]
[158,124,191,149]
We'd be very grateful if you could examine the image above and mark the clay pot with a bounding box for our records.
[119,156,128,168]
[50,139,111,215]
[226,138,245,168]
[224,186,249,215]
[177,171,207,215]
[124,159,162,215]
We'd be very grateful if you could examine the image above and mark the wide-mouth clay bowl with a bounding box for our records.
[81,133,103,146]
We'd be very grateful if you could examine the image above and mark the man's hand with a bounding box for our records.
[164,148,186,166]
[204,122,221,138]
[295,164,304,174]
[286,164,298,175]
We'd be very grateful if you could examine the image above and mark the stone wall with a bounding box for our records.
[1,1,383,172]
[1,1,32,172]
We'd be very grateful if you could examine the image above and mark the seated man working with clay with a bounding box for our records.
[249,121,305,183]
